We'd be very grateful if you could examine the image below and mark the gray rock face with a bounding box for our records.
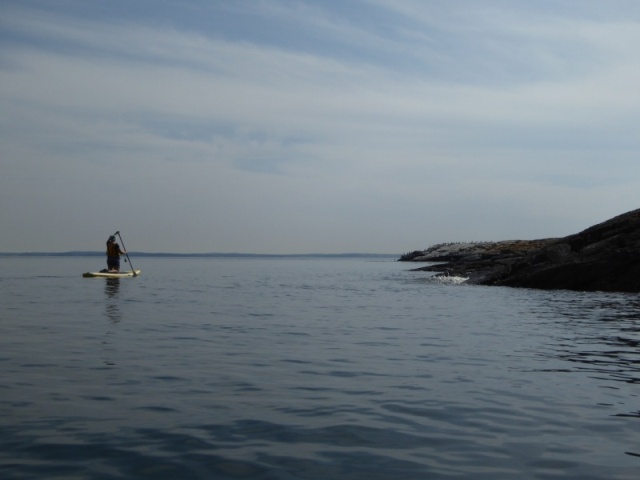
[401,208,640,292]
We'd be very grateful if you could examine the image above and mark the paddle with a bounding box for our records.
[114,230,138,276]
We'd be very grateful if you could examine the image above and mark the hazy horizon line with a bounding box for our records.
[0,251,399,258]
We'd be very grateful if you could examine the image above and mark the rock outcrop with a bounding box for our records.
[402,208,640,293]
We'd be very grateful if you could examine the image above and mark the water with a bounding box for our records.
[1,255,639,479]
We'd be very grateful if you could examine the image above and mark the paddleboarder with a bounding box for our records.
[106,235,127,272]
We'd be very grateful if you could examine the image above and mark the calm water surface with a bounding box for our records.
[1,256,639,479]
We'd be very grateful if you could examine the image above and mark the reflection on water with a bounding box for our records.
[105,278,121,323]
[103,278,121,367]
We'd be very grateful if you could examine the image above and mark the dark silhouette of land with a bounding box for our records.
[402,208,640,293]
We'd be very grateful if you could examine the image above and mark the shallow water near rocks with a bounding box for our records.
[1,256,639,479]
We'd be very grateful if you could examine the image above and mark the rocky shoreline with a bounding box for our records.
[400,208,640,293]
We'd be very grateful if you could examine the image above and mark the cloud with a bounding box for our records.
[1,1,640,252]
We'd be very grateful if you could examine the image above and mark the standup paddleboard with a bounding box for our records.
[82,270,141,278]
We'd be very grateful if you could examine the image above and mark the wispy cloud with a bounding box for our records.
[1,1,640,252]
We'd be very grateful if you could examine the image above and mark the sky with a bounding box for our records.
[2,0,640,254]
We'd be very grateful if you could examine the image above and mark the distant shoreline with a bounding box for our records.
[0,252,397,259]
